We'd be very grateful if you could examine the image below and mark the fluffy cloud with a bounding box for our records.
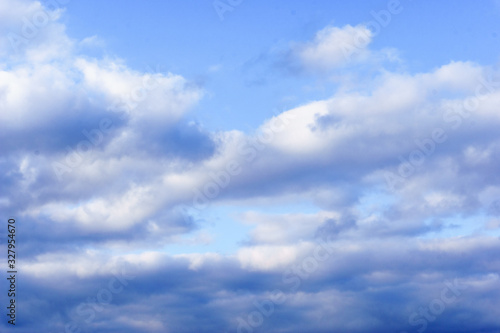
[292,24,373,70]
[2,0,500,332]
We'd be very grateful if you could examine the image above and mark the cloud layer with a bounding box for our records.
[1,1,500,332]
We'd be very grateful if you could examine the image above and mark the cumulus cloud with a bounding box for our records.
[292,24,373,71]
[2,0,500,332]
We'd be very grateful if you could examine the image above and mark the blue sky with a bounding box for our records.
[1,0,500,332]
[62,0,500,131]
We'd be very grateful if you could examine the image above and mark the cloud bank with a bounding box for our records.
[1,1,500,332]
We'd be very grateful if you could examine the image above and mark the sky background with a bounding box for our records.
[1,0,500,332]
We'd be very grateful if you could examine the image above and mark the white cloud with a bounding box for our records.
[3,0,500,331]
[0,0,70,62]
[293,24,373,70]
[75,58,203,125]
[237,242,314,271]
[240,211,339,245]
